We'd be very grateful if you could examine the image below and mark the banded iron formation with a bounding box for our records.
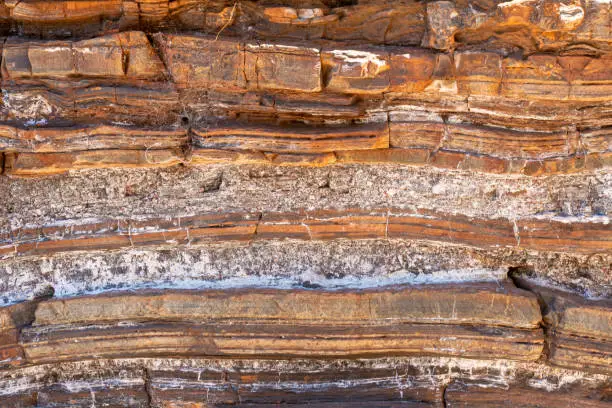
[0,0,610,406]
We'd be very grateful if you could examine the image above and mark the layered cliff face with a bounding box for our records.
[0,0,610,406]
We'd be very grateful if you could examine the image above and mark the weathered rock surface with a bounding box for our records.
[1,207,610,259]
[11,283,542,364]
[0,32,610,175]
[0,0,610,404]
[513,276,612,375]
[0,357,609,407]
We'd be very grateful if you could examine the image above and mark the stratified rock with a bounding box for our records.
[14,282,544,364]
[0,0,609,404]
[513,277,612,375]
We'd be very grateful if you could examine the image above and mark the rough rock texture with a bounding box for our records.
[0,0,610,405]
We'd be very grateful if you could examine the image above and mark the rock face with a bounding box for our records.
[0,0,610,406]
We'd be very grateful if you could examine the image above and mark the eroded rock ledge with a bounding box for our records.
[0,30,610,176]
[0,281,609,406]
[0,281,608,369]
[0,0,609,54]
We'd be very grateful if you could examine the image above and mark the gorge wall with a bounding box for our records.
[0,0,610,406]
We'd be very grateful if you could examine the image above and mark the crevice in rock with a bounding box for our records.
[508,265,552,363]
[143,366,153,407]
[442,381,450,408]
[33,285,55,301]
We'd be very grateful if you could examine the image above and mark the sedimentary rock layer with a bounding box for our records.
[0,0,609,53]
[0,283,545,367]
[0,280,607,375]
[1,165,610,249]
[0,357,608,407]
[0,0,610,404]
[513,277,612,375]
[0,31,610,176]
[444,380,611,407]
[1,164,608,301]
[1,207,610,258]
[5,148,609,176]
[0,240,609,307]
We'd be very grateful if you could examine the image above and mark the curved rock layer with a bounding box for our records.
[7,283,544,365]
[0,0,610,405]
[0,282,608,372]
[1,207,610,258]
[0,279,609,404]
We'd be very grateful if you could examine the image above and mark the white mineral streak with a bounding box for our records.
[35,267,510,301]
[60,378,145,393]
[31,46,72,53]
[2,91,55,119]
[331,49,389,76]
[515,275,611,300]
[0,357,606,396]
[497,0,538,9]
[390,110,444,123]
[558,4,584,26]
[533,213,610,224]
[248,43,320,53]
[425,80,458,93]
[297,8,324,19]
[355,111,388,124]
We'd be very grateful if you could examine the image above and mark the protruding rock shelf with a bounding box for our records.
[0,281,607,376]
[0,32,610,176]
[0,282,544,366]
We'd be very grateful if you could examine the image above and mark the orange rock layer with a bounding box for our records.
[0,32,610,176]
[0,282,608,375]
[1,209,610,258]
[0,0,609,53]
